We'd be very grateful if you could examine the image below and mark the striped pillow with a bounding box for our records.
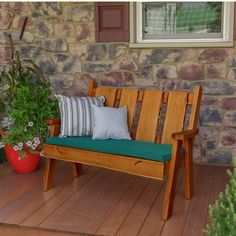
[56,95,105,137]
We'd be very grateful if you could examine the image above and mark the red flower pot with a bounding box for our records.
[4,145,41,174]
[0,130,41,174]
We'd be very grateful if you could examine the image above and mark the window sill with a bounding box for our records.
[129,41,234,48]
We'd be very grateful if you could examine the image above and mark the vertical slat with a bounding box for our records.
[163,92,169,103]
[135,90,163,142]
[234,2,236,40]
[137,91,144,102]
[116,89,122,100]
[161,92,188,144]
[188,86,203,129]
[87,80,97,96]
[119,89,139,132]
[187,94,193,104]
[95,87,117,107]
[49,124,60,137]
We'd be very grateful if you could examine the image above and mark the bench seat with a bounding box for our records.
[46,136,174,162]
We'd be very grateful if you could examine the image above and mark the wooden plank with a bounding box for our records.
[119,88,138,132]
[188,93,194,104]
[137,168,184,236]
[0,167,44,211]
[189,86,202,129]
[44,144,165,180]
[0,162,13,180]
[115,180,163,236]
[205,166,229,227]
[95,87,117,107]
[0,164,229,235]
[137,90,144,102]
[22,166,99,227]
[0,224,80,236]
[161,92,188,144]
[96,176,149,235]
[162,92,168,103]
[182,165,214,236]
[116,89,122,100]
[135,90,163,142]
[40,169,135,233]
[75,173,135,234]
[87,80,97,96]
[2,162,72,224]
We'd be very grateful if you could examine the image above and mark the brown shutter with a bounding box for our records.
[95,2,129,42]
[234,3,236,40]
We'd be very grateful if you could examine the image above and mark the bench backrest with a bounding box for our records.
[88,81,202,145]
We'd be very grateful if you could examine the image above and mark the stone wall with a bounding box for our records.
[0,2,235,164]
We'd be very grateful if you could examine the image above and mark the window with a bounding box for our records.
[130,2,234,47]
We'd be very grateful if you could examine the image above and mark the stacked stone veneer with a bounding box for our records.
[0,2,235,164]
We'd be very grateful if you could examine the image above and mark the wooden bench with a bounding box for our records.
[43,81,202,220]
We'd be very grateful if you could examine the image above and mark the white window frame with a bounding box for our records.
[130,2,234,48]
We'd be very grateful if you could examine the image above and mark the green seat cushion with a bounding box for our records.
[46,136,174,162]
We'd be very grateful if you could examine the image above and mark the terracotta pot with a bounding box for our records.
[4,145,41,174]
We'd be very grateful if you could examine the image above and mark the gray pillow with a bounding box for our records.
[92,105,131,140]
[56,95,105,137]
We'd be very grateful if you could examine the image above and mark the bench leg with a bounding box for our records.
[72,163,82,177]
[162,140,182,220]
[184,139,194,199]
[43,158,56,191]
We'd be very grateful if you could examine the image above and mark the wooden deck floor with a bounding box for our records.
[0,161,229,236]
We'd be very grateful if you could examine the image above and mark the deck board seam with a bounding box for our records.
[114,179,151,236]
[18,165,87,226]
[1,184,41,223]
[159,170,185,236]
[202,166,216,232]
[137,181,165,236]
[0,164,229,236]
[1,162,69,224]
[94,175,137,234]
[177,180,195,235]
[199,167,214,235]
[72,170,134,233]
[37,167,101,227]
[181,166,215,235]
[170,167,200,236]
[0,171,44,219]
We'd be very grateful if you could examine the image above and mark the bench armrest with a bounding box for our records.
[172,128,199,141]
[45,118,61,137]
[45,118,61,125]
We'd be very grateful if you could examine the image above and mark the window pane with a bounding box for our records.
[143,2,223,39]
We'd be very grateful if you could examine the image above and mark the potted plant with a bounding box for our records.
[204,158,236,235]
[0,94,6,164]
[0,135,6,164]
[0,35,59,174]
